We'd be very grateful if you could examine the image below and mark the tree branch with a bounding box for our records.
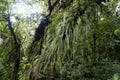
[47,0,60,17]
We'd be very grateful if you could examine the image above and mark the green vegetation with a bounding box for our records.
[0,0,120,80]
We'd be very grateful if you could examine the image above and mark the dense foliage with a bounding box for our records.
[0,0,120,80]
